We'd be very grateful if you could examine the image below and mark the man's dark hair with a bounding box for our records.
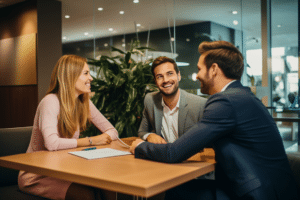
[198,41,244,80]
[151,56,179,78]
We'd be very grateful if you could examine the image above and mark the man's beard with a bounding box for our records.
[200,81,209,94]
[199,75,212,95]
[160,83,179,97]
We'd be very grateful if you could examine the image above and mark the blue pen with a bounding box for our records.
[82,147,96,151]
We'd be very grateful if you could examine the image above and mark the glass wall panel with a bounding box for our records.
[270,0,299,152]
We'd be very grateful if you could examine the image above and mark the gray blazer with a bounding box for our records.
[138,90,207,139]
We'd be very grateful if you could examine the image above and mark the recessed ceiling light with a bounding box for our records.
[62,36,67,40]
[233,20,238,25]
[232,11,238,14]
[186,38,190,42]
[136,24,141,27]
[98,7,103,11]
[84,32,89,35]
[133,0,139,3]
[277,25,282,28]
[108,28,113,31]
[120,11,124,14]
[65,15,70,18]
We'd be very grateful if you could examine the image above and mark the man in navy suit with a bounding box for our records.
[130,41,299,200]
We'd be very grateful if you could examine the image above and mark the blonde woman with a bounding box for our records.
[18,55,118,200]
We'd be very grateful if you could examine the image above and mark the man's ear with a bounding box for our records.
[210,63,218,77]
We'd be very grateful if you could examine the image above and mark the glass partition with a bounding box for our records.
[270,0,299,152]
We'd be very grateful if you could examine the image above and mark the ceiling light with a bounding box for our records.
[104,43,108,47]
[108,28,113,31]
[233,20,238,25]
[62,36,67,40]
[65,15,70,19]
[133,0,139,3]
[232,11,238,14]
[122,44,125,47]
[186,38,190,42]
[177,62,190,67]
[84,32,89,35]
[120,11,124,14]
[171,37,175,42]
[277,25,282,28]
[136,24,141,27]
[98,7,103,11]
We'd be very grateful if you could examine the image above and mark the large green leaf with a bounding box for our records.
[115,121,126,135]
[125,52,131,66]
[111,46,126,54]
[96,94,106,111]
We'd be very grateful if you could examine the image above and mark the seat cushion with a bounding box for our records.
[0,126,33,187]
[0,185,49,200]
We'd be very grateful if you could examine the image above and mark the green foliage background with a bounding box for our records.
[82,42,157,138]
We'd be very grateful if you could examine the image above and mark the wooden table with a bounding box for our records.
[0,138,215,198]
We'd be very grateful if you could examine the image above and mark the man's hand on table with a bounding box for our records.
[130,139,144,154]
[146,133,167,144]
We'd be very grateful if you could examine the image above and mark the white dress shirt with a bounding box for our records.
[143,94,181,143]
[221,80,236,92]
[160,96,180,143]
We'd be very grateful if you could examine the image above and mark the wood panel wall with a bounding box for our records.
[0,1,38,128]
[0,0,62,128]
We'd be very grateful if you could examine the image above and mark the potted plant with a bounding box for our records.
[83,41,157,138]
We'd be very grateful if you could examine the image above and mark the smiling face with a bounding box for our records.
[196,54,214,95]
[75,63,93,97]
[154,62,181,97]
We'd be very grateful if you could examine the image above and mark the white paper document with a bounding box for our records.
[69,148,131,160]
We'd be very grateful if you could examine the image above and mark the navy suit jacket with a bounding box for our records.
[135,81,298,199]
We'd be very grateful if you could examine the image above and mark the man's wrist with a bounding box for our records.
[136,141,145,148]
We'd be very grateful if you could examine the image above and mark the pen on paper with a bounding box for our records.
[82,147,96,151]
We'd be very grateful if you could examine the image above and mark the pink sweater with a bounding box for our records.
[18,94,118,200]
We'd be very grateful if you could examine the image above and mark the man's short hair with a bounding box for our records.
[151,56,179,78]
[198,41,244,80]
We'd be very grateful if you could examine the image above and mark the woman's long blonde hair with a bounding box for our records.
[47,55,90,138]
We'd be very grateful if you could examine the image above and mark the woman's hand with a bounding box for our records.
[92,133,112,145]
